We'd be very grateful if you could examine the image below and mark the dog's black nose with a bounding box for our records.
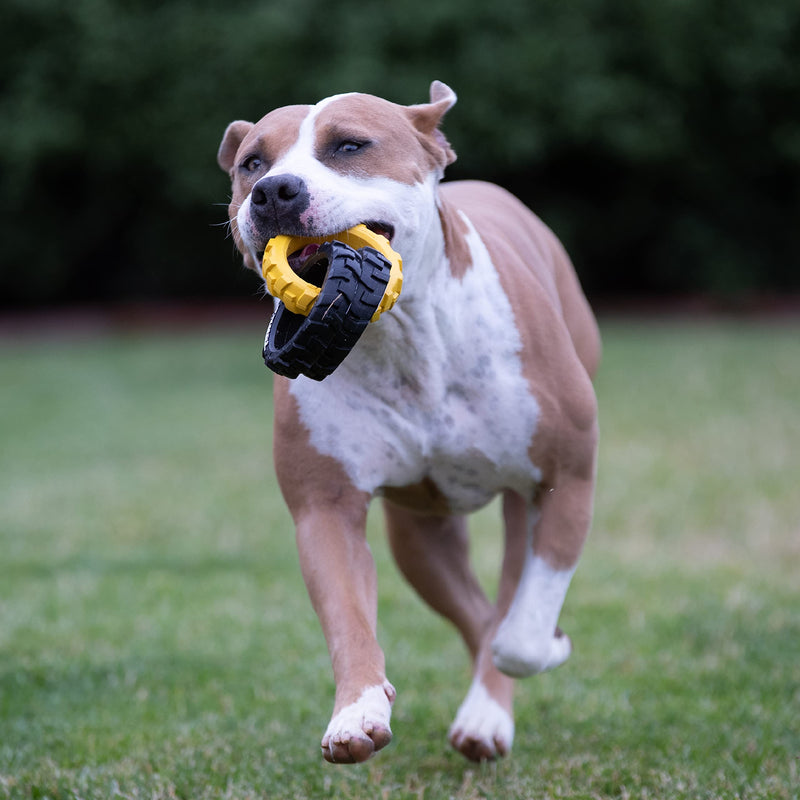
[250,174,310,226]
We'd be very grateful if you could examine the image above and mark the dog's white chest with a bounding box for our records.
[288,215,541,513]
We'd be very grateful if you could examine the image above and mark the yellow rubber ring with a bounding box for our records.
[262,224,403,321]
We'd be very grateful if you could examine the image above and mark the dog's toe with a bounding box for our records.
[322,731,377,764]
[449,726,510,762]
[321,683,394,764]
[448,679,514,762]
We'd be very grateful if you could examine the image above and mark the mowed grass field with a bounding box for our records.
[0,316,798,800]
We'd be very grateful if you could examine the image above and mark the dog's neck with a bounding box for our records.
[386,177,451,306]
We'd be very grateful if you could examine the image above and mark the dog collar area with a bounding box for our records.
[262,224,403,321]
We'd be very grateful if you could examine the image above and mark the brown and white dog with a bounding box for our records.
[217,81,600,764]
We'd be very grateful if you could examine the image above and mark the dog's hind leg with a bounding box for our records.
[383,501,515,761]
[384,503,492,658]
[491,473,594,678]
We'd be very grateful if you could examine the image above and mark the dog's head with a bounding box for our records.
[217,81,457,275]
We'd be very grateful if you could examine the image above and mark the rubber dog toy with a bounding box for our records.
[262,224,402,321]
[263,241,391,380]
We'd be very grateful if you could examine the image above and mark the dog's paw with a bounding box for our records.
[321,681,396,763]
[448,680,514,762]
[491,625,572,678]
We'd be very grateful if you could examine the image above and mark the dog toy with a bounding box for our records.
[262,224,402,321]
[262,240,392,380]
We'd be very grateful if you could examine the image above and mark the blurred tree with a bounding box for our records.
[0,0,797,306]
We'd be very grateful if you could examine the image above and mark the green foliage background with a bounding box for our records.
[1,0,798,306]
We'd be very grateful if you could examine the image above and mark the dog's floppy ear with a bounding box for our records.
[408,80,458,167]
[217,120,254,173]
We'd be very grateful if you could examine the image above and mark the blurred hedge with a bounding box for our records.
[1,0,798,307]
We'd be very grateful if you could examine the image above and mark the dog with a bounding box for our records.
[217,81,600,764]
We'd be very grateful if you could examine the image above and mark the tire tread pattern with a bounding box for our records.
[263,241,391,381]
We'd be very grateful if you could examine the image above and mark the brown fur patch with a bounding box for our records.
[438,180,600,484]
[438,187,473,280]
[272,379,371,519]
[382,476,452,515]
[312,95,447,185]
[233,105,311,185]
[224,106,311,271]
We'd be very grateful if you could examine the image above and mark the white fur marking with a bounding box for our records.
[492,540,575,677]
[290,213,541,513]
[239,95,441,277]
[449,679,514,757]
[273,103,438,269]
[322,684,392,752]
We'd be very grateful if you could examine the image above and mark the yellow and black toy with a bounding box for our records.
[262,225,402,320]
[261,226,403,380]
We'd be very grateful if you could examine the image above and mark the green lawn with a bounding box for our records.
[1,318,798,800]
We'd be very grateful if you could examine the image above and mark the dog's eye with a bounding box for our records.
[337,140,368,154]
[240,155,263,173]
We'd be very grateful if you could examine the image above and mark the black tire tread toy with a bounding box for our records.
[263,241,391,381]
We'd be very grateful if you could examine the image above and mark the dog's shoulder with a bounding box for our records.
[438,179,570,307]
[438,179,600,382]
[439,180,558,263]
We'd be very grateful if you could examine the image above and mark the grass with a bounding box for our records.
[0,316,798,799]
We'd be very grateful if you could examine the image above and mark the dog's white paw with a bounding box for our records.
[448,680,514,762]
[491,554,575,677]
[321,682,395,763]
[491,625,572,678]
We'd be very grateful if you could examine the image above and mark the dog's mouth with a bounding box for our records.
[260,222,395,275]
[363,221,395,242]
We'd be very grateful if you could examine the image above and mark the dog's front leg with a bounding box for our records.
[273,383,394,763]
[295,506,395,763]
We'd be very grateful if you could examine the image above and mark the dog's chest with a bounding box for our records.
[288,215,542,513]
